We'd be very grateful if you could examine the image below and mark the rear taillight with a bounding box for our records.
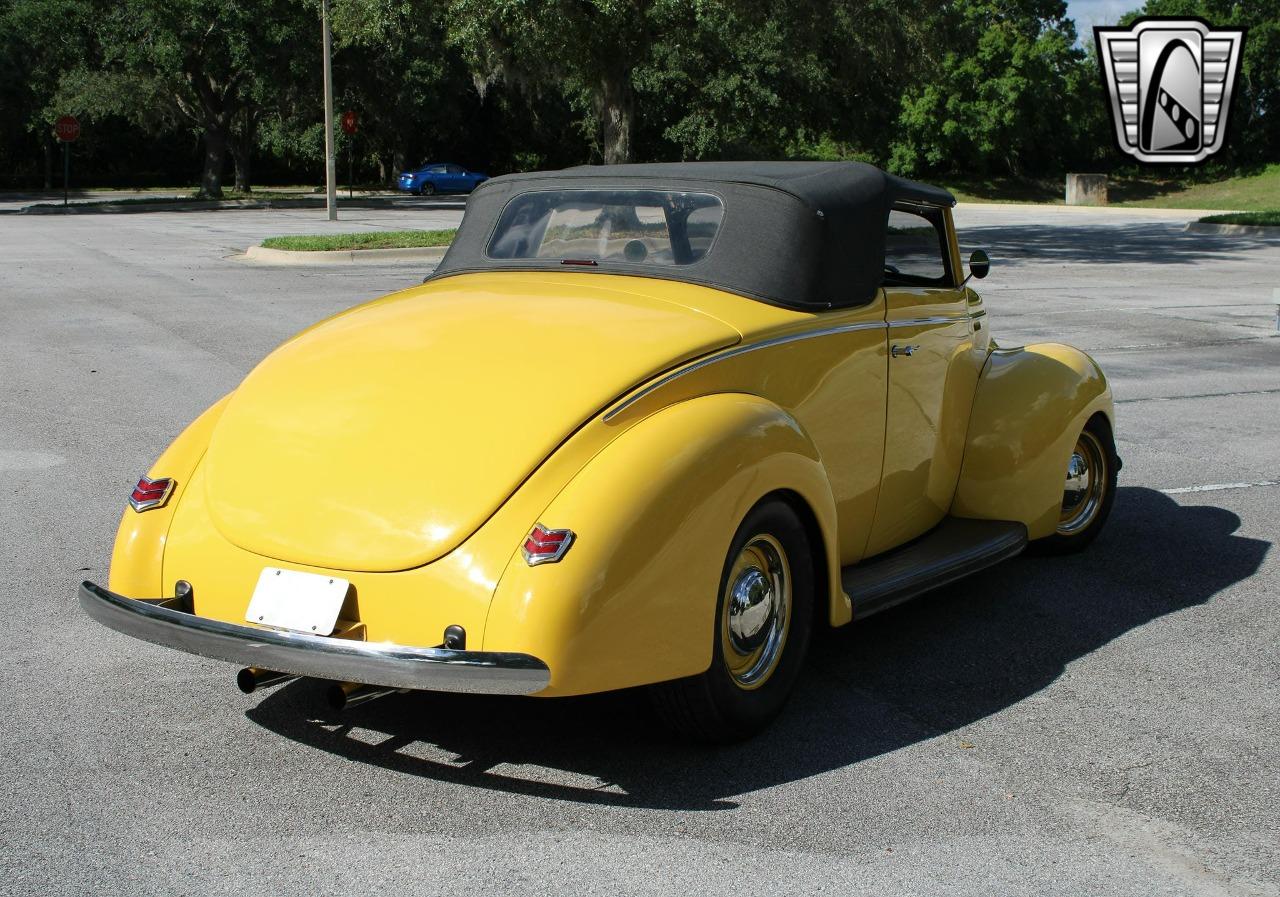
[129,476,174,512]
[522,524,574,566]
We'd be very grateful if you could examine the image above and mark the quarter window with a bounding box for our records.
[884,207,950,286]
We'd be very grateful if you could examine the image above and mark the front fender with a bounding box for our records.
[108,395,232,598]
[952,343,1114,539]
[483,394,842,697]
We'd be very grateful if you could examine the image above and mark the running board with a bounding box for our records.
[843,518,1027,619]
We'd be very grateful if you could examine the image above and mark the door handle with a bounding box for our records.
[891,344,920,358]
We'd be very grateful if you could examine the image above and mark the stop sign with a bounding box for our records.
[54,115,80,142]
[340,110,357,136]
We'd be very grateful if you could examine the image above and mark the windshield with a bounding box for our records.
[486,189,724,266]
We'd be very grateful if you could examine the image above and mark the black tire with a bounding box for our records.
[1029,416,1119,555]
[649,498,815,742]
[422,182,436,196]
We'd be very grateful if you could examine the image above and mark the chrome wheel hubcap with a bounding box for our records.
[1058,430,1108,535]
[721,534,791,689]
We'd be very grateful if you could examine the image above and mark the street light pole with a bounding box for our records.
[322,0,337,221]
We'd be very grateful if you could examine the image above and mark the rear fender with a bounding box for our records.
[108,396,232,598]
[484,394,842,697]
[952,343,1114,538]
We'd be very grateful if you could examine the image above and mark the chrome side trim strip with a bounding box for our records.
[604,320,888,422]
[888,314,970,327]
[78,581,551,695]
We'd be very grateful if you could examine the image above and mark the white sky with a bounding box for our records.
[1066,0,1142,40]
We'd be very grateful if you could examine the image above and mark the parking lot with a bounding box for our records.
[2,203,1277,895]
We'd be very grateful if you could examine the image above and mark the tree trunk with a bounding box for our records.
[185,68,238,199]
[231,113,253,193]
[201,126,228,199]
[231,146,250,193]
[598,72,634,164]
[43,138,53,190]
[377,156,387,186]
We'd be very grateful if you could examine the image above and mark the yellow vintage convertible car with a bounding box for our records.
[80,162,1119,740]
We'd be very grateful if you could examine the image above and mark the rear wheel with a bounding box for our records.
[1030,417,1118,555]
[649,498,814,741]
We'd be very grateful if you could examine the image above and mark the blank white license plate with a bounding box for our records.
[245,568,349,635]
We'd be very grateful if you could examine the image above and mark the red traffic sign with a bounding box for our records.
[54,115,80,142]
[340,110,358,136]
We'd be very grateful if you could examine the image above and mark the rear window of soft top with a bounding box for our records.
[486,189,724,267]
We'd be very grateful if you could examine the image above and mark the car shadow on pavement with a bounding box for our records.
[957,222,1280,268]
[246,486,1269,810]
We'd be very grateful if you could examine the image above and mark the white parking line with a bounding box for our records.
[1161,480,1280,494]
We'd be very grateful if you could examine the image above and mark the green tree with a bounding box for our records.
[50,0,315,196]
[635,0,930,163]
[445,0,658,164]
[889,0,1094,176]
[329,0,500,183]
[0,0,98,187]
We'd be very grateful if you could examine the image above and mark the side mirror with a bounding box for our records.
[968,249,990,280]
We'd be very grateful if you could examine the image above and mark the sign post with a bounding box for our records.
[321,0,337,220]
[341,110,358,199]
[54,115,80,207]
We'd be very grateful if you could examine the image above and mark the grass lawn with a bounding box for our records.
[943,176,1064,205]
[218,190,321,201]
[1109,164,1280,210]
[260,229,457,251]
[947,163,1280,211]
[1198,210,1280,226]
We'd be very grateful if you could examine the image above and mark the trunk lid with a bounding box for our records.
[203,273,740,572]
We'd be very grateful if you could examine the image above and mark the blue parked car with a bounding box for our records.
[397,162,488,196]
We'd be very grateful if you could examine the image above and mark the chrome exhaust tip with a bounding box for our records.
[327,681,403,710]
[236,667,296,694]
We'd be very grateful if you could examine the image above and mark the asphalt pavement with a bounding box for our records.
[1,203,1277,896]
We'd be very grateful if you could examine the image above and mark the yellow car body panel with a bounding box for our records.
[863,284,987,556]
[108,395,230,599]
[599,310,888,571]
[162,463,499,649]
[486,394,840,696]
[952,342,1114,538]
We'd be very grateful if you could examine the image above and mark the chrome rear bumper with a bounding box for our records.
[78,581,550,695]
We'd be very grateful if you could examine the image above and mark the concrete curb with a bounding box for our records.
[19,196,467,215]
[23,199,228,214]
[243,244,449,265]
[957,201,1244,217]
[1184,221,1280,237]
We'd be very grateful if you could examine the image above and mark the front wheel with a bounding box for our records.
[421,182,436,196]
[1030,416,1119,555]
[649,498,814,741]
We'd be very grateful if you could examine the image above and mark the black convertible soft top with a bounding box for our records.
[429,161,955,309]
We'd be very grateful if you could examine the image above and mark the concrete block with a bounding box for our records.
[1066,173,1108,206]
